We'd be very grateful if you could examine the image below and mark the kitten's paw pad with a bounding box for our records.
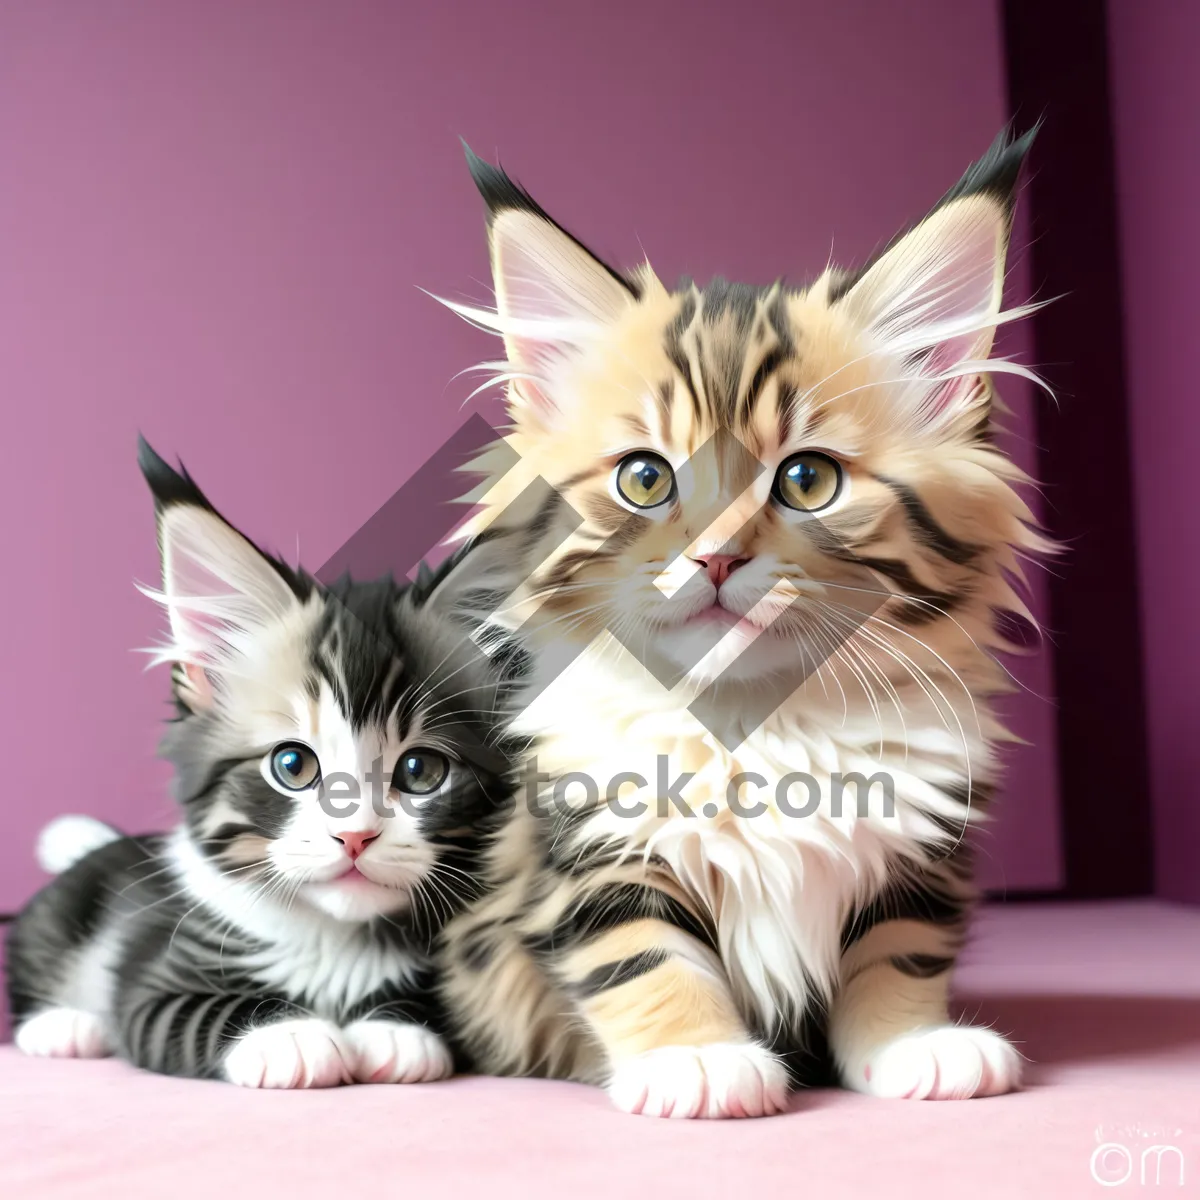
[609,1042,790,1119]
[343,1020,453,1084]
[861,1025,1022,1100]
[224,1018,351,1089]
[15,1008,111,1058]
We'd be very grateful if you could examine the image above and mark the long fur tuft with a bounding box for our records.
[36,815,122,876]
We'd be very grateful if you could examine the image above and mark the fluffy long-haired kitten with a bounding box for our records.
[6,438,512,1087]
[437,129,1049,1116]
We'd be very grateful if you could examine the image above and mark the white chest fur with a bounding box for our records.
[514,638,995,1026]
[167,830,421,1014]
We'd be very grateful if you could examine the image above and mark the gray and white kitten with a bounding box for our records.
[5,438,513,1087]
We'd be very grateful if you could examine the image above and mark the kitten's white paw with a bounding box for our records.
[608,1041,790,1119]
[15,1008,112,1058]
[223,1018,351,1089]
[857,1025,1022,1100]
[343,1020,453,1084]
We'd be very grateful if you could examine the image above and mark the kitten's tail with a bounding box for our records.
[36,815,123,875]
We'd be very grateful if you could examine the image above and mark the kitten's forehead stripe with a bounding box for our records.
[698,278,760,331]
[311,581,420,731]
[740,346,786,428]
[663,279,797,434]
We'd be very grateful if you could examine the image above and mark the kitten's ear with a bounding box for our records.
[836,126,1036,417]
[414,536,515,628]
[137,436,300,711]
[462,142,637,418]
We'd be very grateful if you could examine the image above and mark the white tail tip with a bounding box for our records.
[36,815,122,875]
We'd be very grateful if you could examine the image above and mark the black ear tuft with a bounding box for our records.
[461,139,554,228]
[828,124,1038,306]
[936,123,1039,215]
[138,435,311,600]
[459,139,641,300]
[137,435,218,514]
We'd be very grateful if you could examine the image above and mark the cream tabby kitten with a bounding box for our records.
[439,129,1047,1118]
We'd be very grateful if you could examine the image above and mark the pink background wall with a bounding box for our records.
[1108,3,1200,905]
[0,0,1061,913]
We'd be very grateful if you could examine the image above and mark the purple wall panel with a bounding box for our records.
[1109,2,1200,903]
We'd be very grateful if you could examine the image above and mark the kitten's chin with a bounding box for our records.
[300,875,411,923]
[654,617,805,685]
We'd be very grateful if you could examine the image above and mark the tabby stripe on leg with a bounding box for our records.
[530,881,714,954]
[575,948,671,998]
[123,994,301,1078]
[553,918,748,1058]
[890,953,955,979]
[580,956,748,1058]
[842,873,970,949]
[344,981,440,1028]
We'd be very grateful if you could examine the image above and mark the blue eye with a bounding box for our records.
[393,749,450,796]
[269,742,321,791]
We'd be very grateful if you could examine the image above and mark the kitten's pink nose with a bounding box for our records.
[690,553,749,588]
[331,830,379,860]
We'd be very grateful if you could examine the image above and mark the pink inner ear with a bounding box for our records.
[180,661,214,709]
[498,235,582,324]
[899,214,1001,421]
[489,209,633,418]
[495,238,583,413]
[511,374,557,413]
[926,375,976,418]
[922,333,982,416]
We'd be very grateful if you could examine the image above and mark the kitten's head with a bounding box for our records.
[138,438,511,928]
[449,131,1048,688]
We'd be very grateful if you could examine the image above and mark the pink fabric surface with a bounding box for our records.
[3,901,1198,1199]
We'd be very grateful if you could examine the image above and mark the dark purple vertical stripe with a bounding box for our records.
[1107,5,1200,905]
[1002,0,1154,897]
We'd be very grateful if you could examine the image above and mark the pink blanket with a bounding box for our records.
[3,901,1198,1200]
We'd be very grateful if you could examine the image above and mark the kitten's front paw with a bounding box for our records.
[608,1042,790,1119]
[343,1020,453,1084]
[856,1025,1022,1100]
[224,1018,351,1089]
[15,1008,112,1058]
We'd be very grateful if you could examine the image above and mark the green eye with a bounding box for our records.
[393,749,450,796]
[269,742,321,791]
[615,452,675,509]
[773,452,843,512]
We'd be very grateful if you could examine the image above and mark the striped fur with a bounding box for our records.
[439,131,1044,1115]
[6,442,514,1085]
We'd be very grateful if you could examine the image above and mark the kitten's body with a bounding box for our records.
[7,442,512,1086]
[9,829,445,1079]
[439,133,1046,1115]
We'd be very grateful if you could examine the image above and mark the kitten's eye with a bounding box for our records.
[268,742,321,791]
[614,452,675,509]
[773,452,843,512]
[393,748,450,796]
